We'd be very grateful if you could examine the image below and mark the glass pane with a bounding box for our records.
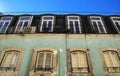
[111,51,120,67]
[91,18,100,20]
[115,22,120,32]
[75,21,80,33]
[113,18,120,21]
[1,52,12,67]
[42,21,47,31]
[43,17,53,20]
[103,51,113,67]
[92,22,99,32]
[79,52,88,67]
[0,22,9,33]
[45,52,52,68]
[10,52,19,67]
[18,21,23,27]
[48,21,52,32]
[24,21,29,27]
[69,17,78,20]
[0,22,4,29]
[71,52,79,67]
[37,52,44,68]
[1,17,12,20]
[20,17,30,20]
[98,22,105,33]
[69,21,74,33]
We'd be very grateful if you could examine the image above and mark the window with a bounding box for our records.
[67,16,81,33]
[67,48,93,76]
[0,48,23,76]
[90,16,107,33]
[111,17,120,33]
[100,48,120,76]
[35,51,53,71]
[14,16,33,33]
[29,48,57,76]
[0,51,19,71]
[71,51,88,72]
[40,16,54,32]
[0,17,13,33]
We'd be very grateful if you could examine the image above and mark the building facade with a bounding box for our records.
[0,14,120,76]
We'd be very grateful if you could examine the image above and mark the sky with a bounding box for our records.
[0,0,120,15]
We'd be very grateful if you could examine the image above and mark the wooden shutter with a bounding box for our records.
[45,52,52,68]
[37,52,44,68]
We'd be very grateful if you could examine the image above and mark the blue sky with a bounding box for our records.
[0,0,120,15]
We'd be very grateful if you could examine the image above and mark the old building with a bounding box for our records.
[0,14,120,76]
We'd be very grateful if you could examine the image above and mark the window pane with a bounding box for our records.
[43,17,53,20]
[42,21,47,31]
[0,22,9,33]
[48,21,52,32]
[103,51,113,67]
[69,17,78,20]
[113,18,120,21]
[92,22,99,32]
[75,21,80,33]
[71,52,79,67]
[79,52,87,67]
[1,17,12,20]
[20,17,30,20]
[45,52,52,68]
[37,52,44,68]
[110,51,120,67]
[98,22,105,33]
[1,52,12,67]
[0,22,4,29]
[18,21,23,27]
[69,21,74,33]
[24,21,29,27]
[10,52,19,67]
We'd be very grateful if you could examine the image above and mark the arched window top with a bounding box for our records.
[100,48,119,52]
[68,48,88,52]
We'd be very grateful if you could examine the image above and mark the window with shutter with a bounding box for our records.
[103,50,120,72]
[0,51,19,71]
[35,51,53,71]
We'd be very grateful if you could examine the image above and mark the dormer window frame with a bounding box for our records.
[40,16,54,32]
[67,16,81,33]
[0,16,13,33]
[90,16,107,34]
[110,17,120,33]
[14,16,33,33]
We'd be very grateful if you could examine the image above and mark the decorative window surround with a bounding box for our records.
[0,48,23,76]
[67,48,93,76]
[100,48,120,76]
[29,48,57,76]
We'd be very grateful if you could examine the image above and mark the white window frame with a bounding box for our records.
[40,16,54,32]
[36,52,53,70]
[14,16,33,33]
[110,17,120,33]
[67,16,81,33]
[0,17,13,33]
[90,16,107,33]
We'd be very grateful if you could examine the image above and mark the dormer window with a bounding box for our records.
[0,17,13,33]
[90,16,107,33]
[67,16,81,33]
[110,17,120,33]
[14,16,33,33]
[40,16,54,32]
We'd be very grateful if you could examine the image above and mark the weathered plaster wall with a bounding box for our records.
[0,34,120,76]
